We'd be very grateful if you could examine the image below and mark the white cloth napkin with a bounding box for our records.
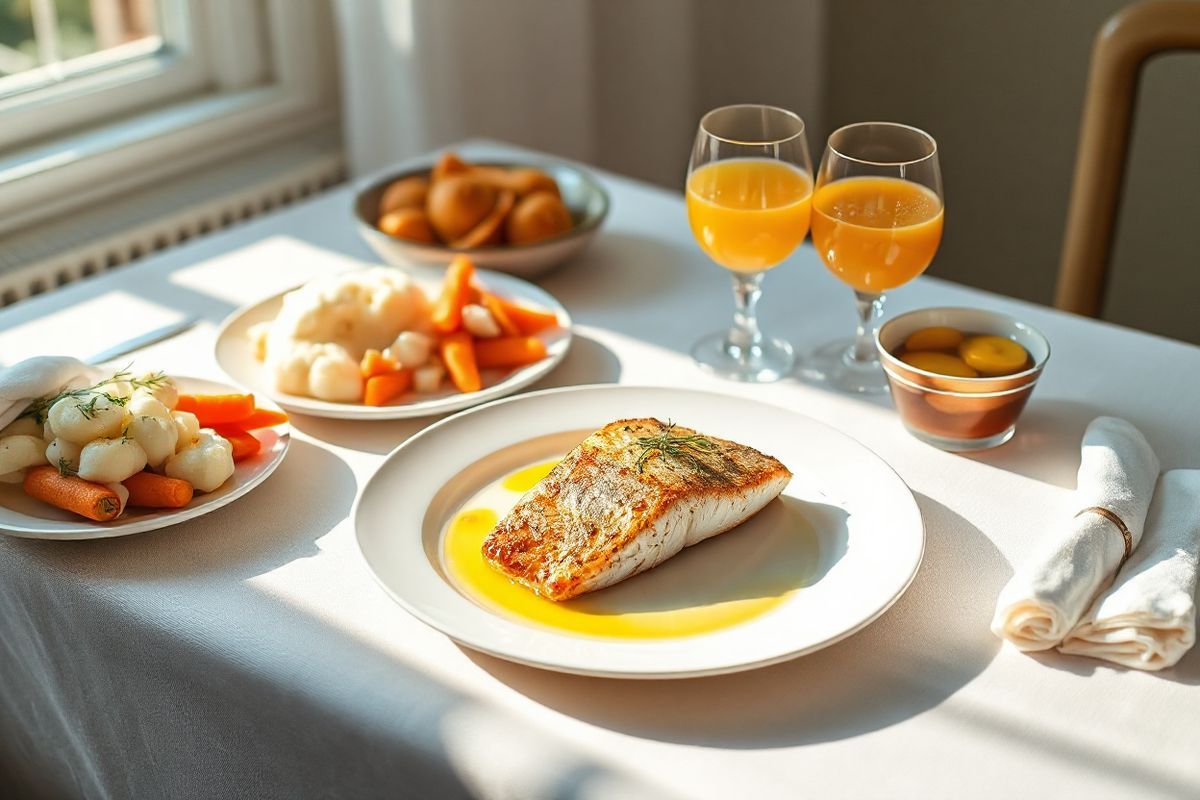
[1059,470,1200,670]
[0,356,97,431]
[991,417,1160,651]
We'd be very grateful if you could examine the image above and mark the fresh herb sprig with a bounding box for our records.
[20,366,170,424]
[634,421,718,474]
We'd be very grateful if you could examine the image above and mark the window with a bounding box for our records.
[0,0,166,98]
[0,0,336,237]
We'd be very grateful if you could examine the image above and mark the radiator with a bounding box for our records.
[0,149,346,306]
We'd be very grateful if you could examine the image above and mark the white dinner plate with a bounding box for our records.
[354,385,924,679]
[213,268,572,420]
[0,377,290,540]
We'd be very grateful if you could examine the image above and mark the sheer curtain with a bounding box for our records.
[332,0,824,187]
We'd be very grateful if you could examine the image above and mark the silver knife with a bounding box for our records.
[86,317,200,365]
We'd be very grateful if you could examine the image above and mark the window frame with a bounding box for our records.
[0,0,337,238]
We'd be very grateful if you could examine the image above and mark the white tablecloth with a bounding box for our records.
[2,142,1198,800]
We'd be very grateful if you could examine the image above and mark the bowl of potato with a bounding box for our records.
[354,151,610,279]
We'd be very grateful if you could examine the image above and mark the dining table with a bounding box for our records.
[1,140,1198,800]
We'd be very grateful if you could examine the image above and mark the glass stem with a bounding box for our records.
[728,271,765,357]
[850,290,885,364]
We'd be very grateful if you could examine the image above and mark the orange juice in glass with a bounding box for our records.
[805,123,944,394]
[687,159,813,273]
[685,106,813,382]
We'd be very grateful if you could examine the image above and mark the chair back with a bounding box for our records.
[1056,1,1200,317]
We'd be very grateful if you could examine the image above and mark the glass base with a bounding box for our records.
[902,423,1016,452]
[800,337,889,394]
[691,330,795,383]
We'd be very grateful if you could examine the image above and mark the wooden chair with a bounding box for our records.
[1055,1,1200,317]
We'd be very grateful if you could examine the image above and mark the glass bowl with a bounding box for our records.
[876,307,1051,451]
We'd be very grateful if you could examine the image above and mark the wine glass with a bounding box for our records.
[804,122,943,394]
[685,104,813,382]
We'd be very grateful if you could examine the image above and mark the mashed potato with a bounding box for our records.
[254,268,431,402]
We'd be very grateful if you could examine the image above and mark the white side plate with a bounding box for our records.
[355,385,925,678]
[0,377,290,540]
[213,268,572,420]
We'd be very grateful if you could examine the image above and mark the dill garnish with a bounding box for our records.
[19,366,168,424]
[634,420,718,474]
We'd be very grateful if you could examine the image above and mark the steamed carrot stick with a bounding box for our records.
[224,407,289,430]
[479,292,521,336]
[214,428,262,461]
[23,466,121,522]
[364,369,413,406]
[361,349,400,379]
[175,393,256,426]
[474,336,549,369]
[431,255,476,334]
[440,332,482,392]
[122,471,194,509]
[489,296,559,335]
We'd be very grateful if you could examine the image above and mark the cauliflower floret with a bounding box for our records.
[256,269,440,402]
[45,438,83,474]
[48,392,125,445]
[309,348,363,401]
[164,431,234,493]
[413,360,445,394]
[385,331,436,369]
[461,304,501,338]
[127,393,170,419]
[171,411,200,451]
[127,413,179,470]
[268,268,430,358]
[134,374,178,410]
[77,437,148,483]
[0,417,41,438]
[0,435,48,483]
[270,342,362,402]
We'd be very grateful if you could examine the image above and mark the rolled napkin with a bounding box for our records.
[1060,470,1200,670]
[991,416,1160,651]
[0,356,97,431]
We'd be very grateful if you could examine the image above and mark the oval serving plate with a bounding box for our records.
[0,376,290,540]
[214,268,571,421]
[354,385,924,679]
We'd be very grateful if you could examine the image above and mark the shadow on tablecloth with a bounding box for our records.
[964,397,1200,489]
[465,492,1008,748]
[5,438,349,581]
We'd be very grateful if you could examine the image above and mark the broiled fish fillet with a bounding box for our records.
[482,418,792,601]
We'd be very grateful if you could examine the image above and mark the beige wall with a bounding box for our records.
[591,0,1200,343]
[817,1,1200,343]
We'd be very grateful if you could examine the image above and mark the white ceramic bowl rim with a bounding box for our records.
[876,306,1051,385]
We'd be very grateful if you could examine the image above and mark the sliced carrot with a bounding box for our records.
[23,466,121,522]
[489,296,559,335]
[213,428,262,462]
[175,393,256,426]
[223,407,289,430]
[440,332,482,392]
[364,370,413,406]
[474,336,549,369]
[122,471,194,509]
[431,255,476,334]
[479,291,521,336]
[361,348,400,378]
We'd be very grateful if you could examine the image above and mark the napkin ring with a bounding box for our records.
[1076,506,1133,568]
